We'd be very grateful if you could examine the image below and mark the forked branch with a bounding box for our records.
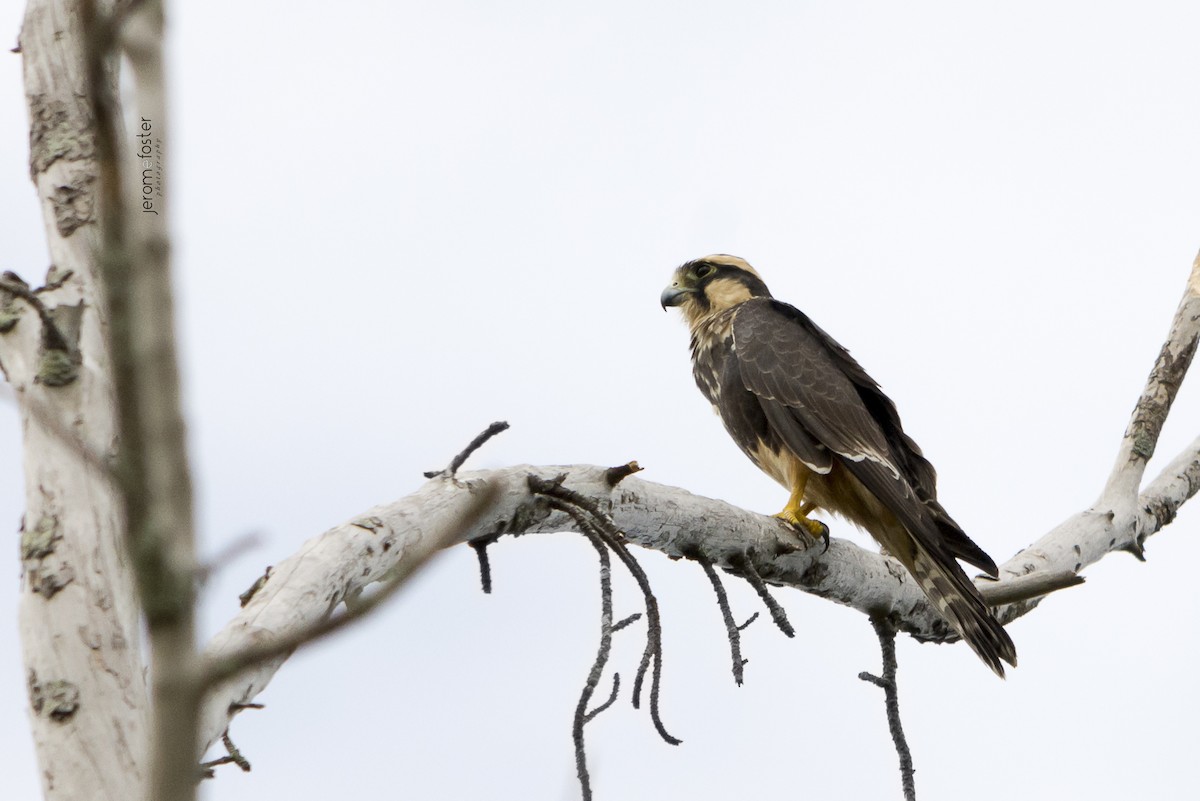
[858,617,915,801]
[529,475,681,748]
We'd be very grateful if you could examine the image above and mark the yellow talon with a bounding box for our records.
[773,480,830,549]
[773,508,829,541]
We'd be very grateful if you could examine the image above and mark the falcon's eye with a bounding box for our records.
[694,264,715,278]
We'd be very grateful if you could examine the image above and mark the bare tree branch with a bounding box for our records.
[1136,434,1200,533]
[858,618,916,801]
[423,420,510,478]
[192,258,1198,783]
[696,556,751,686]
[730,551,796,638]
[0,273,75,353]
[531,476,681,747]
[82,2,204,799]
[992,255,1200,623]
[199,482,498,690]
[14,0,1198,797]
[467,534,499,593]
[198,730,251,779]
[1098,252,1200,508]
[978,570,1084,607]
[564,510,617,801]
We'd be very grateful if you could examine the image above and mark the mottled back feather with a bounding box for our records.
[734,299,999,575]
[724,297,1016,674]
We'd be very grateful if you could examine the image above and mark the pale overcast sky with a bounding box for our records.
[3,2,1199,800]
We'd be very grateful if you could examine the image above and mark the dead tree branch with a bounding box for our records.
[200,424,511,688]
[561,507,619,801]
[424,420,510,478]
[186,455,1109,754]
[82,2,205,799]
[991,253,1200,623]
[530,476,681,747]
[858,617,916,801]
[196,256,1200,768]
[199,731,251,779]
[696,556,751,686]
[200,483,498,690]
[0,273,75,353]
[730,552,796,637]
[467,534,499,593]
[1098,252,1200,509]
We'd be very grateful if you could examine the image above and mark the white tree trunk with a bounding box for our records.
[8,1,1200,797]
[4,2,149,800]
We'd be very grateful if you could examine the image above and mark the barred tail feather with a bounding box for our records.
[911,546,1017,677]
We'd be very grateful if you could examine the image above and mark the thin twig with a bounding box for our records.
[198,730,251,779]
[858,617,915,801]
[731,553,795,637]
[476,487,639,801]
[570,520,614,801]
[424,421,510,478]
[697,556,749,686]
[220,731,250,772]
[533,478,682,746]
[527,476,622,538]
[0,274,73,352]
[584,674,621,723]
[227,702,264,714]
[737,612,759,632]
[544,495,679,745]
[611,613,642,633]
[468,535,499,593]
[32,269,74,294]
[237,567,271,609]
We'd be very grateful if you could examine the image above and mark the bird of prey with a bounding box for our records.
[661,254,1016,676]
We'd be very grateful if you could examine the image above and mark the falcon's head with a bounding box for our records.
[660,254,772,325]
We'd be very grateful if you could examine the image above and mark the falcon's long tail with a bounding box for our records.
[910,545,1017,677]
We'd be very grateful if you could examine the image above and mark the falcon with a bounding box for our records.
[661,254,1016,676]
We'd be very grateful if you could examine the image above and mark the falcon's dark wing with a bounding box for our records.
[730,297,997,575]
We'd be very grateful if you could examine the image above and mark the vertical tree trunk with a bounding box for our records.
[5,2,149,799]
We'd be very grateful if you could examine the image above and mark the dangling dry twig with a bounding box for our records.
[696,556,751,685]
[530,475,682,748]
[198,730,251,779]
[467,534,500,594]
[858,617,916,801]
[730,552,795,638]
[567,516,617,801]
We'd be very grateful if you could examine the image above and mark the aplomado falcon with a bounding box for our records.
[661,254,1016,676]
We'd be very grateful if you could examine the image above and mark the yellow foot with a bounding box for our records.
[773,509,830,551]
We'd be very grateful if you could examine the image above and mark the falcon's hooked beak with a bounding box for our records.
[660,283,695,310]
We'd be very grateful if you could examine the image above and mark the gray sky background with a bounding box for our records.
[3,2,1200,799]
